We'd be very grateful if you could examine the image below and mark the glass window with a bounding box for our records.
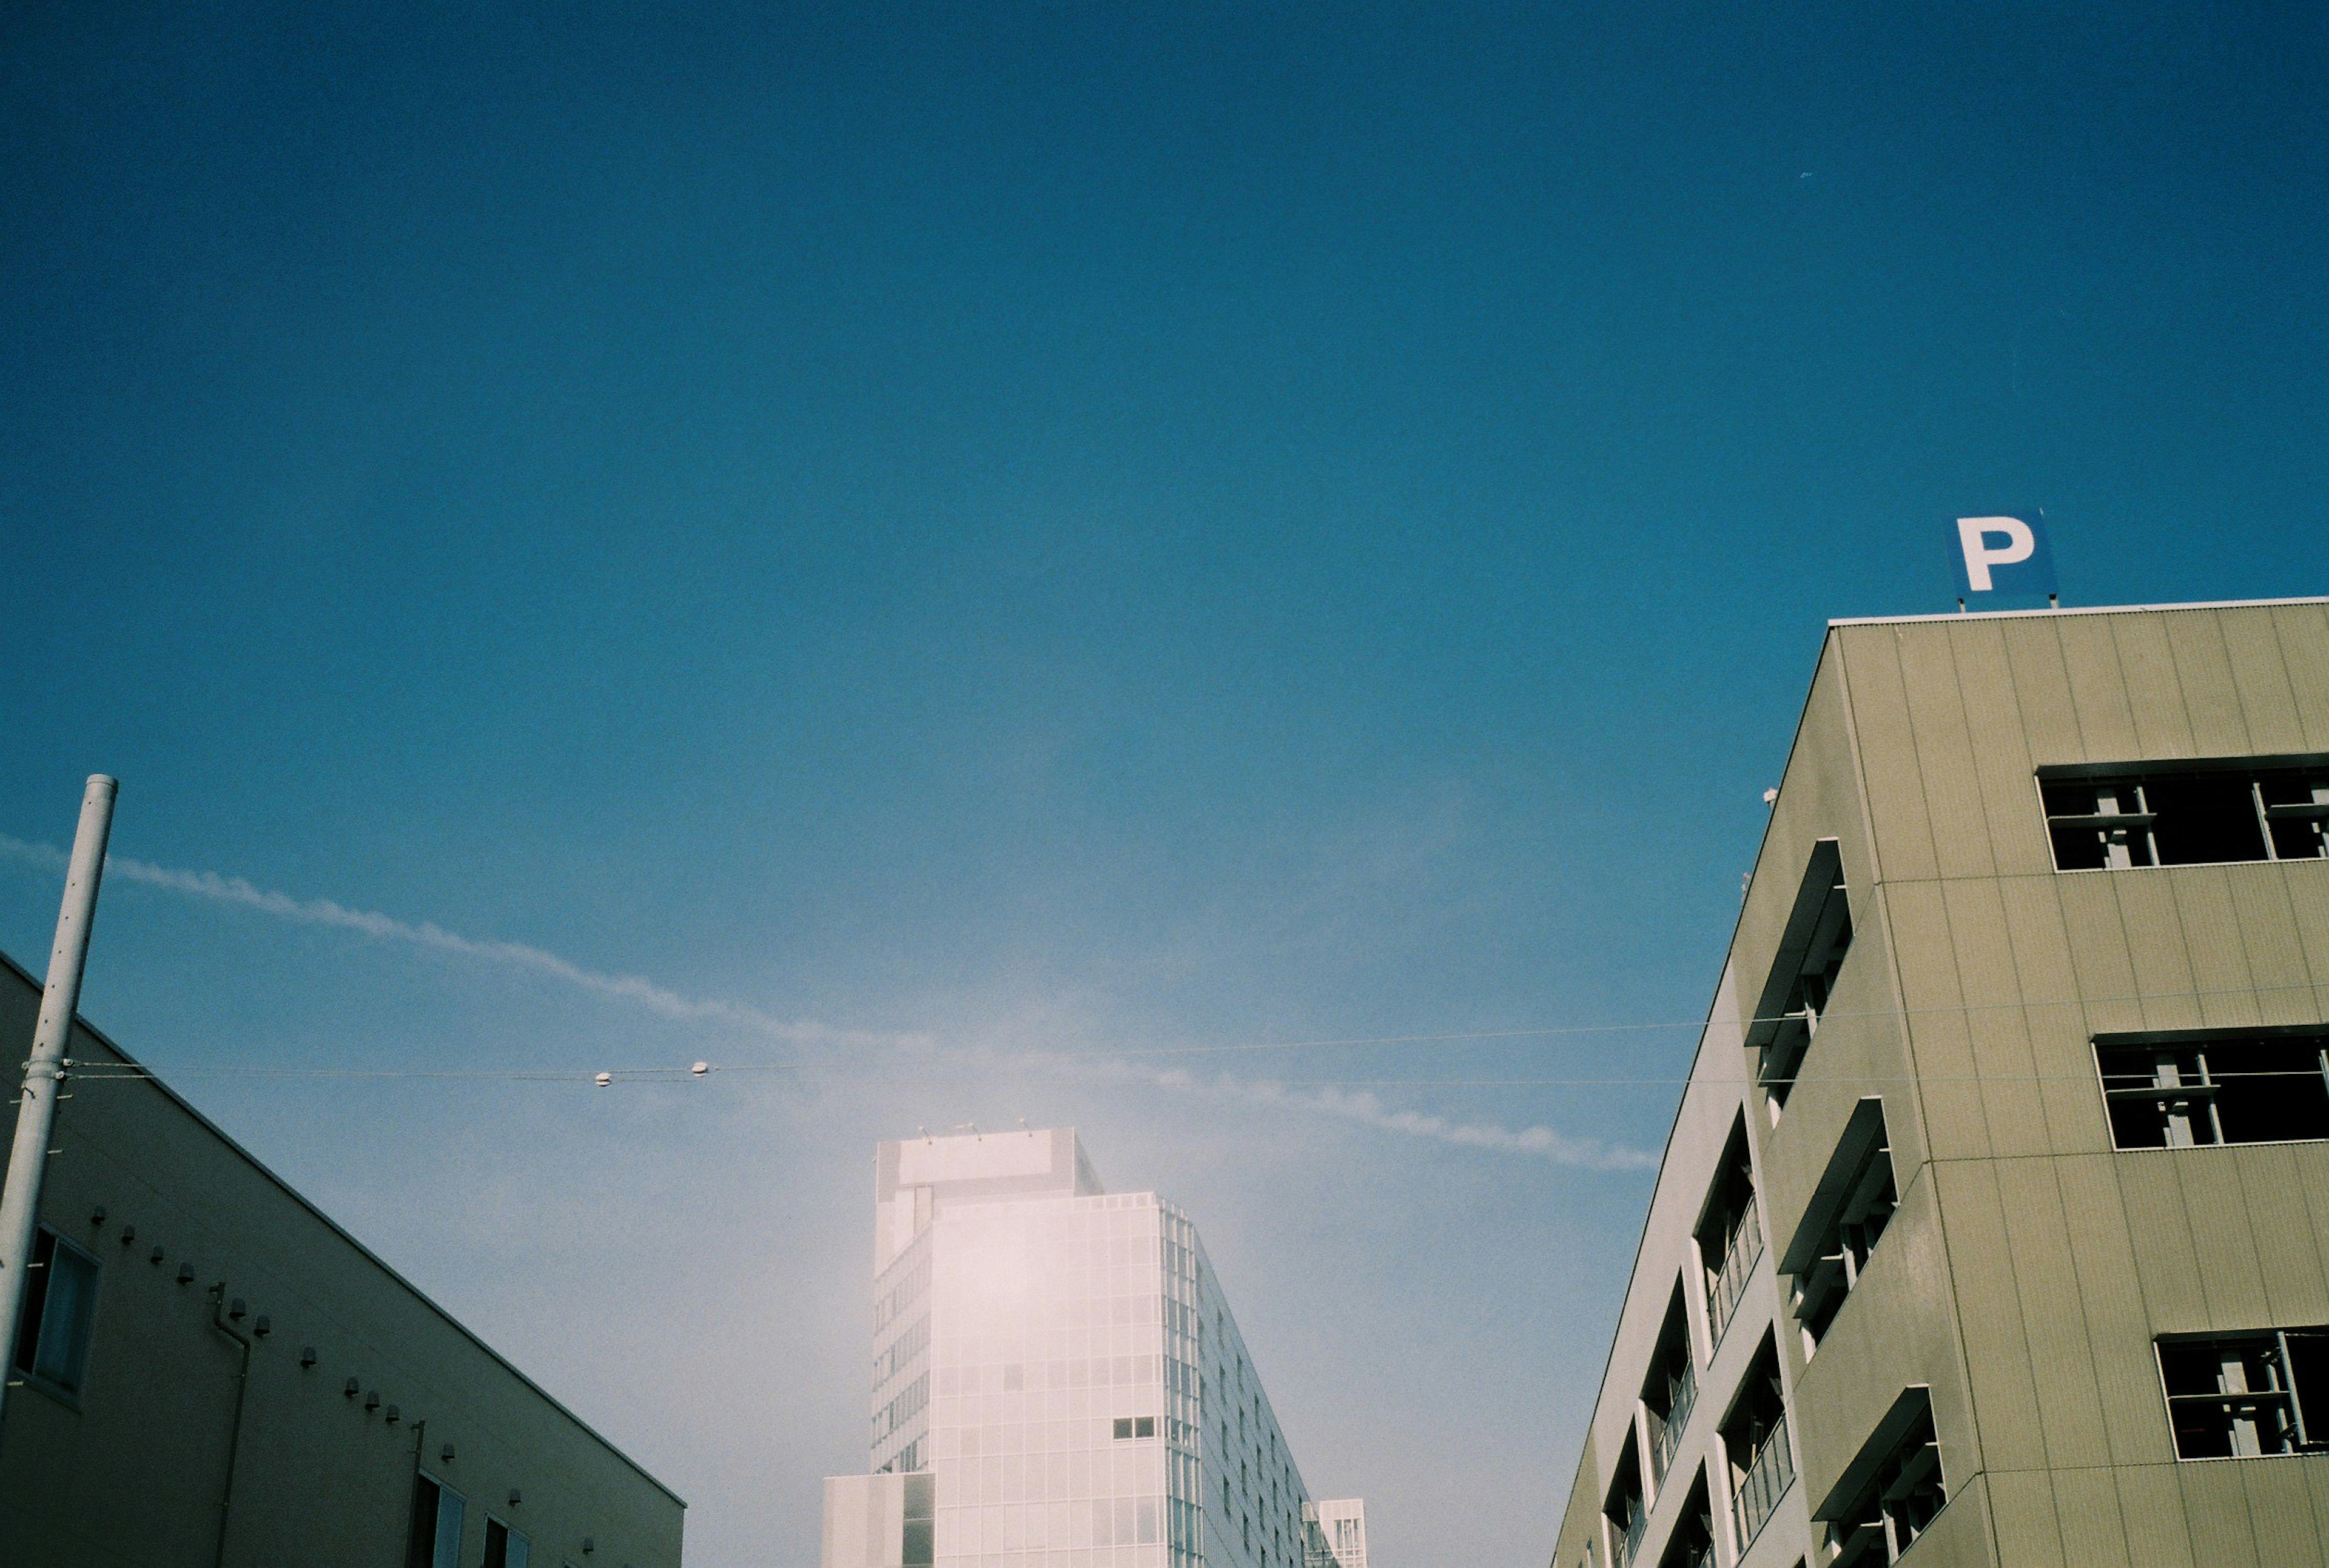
[12,1227,99,1395]
[483,1517,529,1568]
[406,1473,465,1568]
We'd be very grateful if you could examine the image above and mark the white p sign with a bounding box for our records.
[1951,512,2055,601]
[1955,517,2033,591]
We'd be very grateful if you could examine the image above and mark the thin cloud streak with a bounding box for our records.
[1123,1059,1656,1170]
[0,834,1647,1166]
[0,833,893,1048]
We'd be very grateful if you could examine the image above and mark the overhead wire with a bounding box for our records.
[38,975,2328,1090]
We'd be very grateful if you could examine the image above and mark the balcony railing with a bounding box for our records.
[1706,1202,1763,1348]
[1647,1361,1698,1483]
[1730,1414,1796,1552]
[1611,1504,1647,1568]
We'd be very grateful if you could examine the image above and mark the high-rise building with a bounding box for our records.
[1548,598,2329,1568]
[821,1128,1358,1568]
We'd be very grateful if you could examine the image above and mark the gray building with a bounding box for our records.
[822,1128,1356,1568]
[1548,597,2329,1568]
[0,950,685,1567]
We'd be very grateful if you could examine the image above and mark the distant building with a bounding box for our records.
[1547,598,2329,1568]
[0,951,685,1567]
[821,1128,1360,1568]
[1303,1499,1367,1568]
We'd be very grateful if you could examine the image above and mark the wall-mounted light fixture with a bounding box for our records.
[300,1346,317,1369]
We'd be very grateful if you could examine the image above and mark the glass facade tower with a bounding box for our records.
[830,1128,1351,1568]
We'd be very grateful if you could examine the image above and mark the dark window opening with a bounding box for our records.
[1782,1100,1897,1350]
[903,1473,936,1566]
[1722,1339,1794,1553]
[11,1227,98,1395]
[1818,1392,1943,1568]
[1694,1120,1763,1351]
[406,1474,465,1568]
[1746,841,1852,1113]
[1640,1288,1698,1488]
[1653,1470,1713,1568]
[2041,759,2329,871]
[1602,1430,1647,1568]
[2159,1329,2328,1458]
[483,1518,530,1568]
[2096,1030,2329,1149]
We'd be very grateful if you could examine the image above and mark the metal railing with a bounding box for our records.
[1611,1504,1647,1568]
[1648,1360,1698,1483]
[1730,1413,1796,1552]
[1706,1202,1763,1348]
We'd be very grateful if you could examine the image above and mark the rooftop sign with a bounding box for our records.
[1951,512,2057,608]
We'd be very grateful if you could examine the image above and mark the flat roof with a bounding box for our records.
[1830,594,2329,628]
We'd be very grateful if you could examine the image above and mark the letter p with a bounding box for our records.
[1957,516,2035,592]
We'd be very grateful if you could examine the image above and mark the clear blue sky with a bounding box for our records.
[1,5,2323,1564]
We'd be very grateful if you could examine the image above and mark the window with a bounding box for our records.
[2157,1330,2328,1458]
[12,1227,99,1395]
[1112,1415,1155,1439]
[2095,1030,2329,1148]
[1745,840,1852,1114]
[1781,1099,1897,1350]
[1602,1437,1646,1568]
[902,1473,935,1566]
[1816,1391,1943,1568]
[1639,1288,1698,1487]
[406,1473,465,1568]
[1722,1339,1795,1554]
[1693,1120,1762,1350]
[1652,1470,1713,1568]
[2040,757,2329,871]
[483,1518,530,1568]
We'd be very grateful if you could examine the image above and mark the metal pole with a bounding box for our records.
[0,774,116,1429]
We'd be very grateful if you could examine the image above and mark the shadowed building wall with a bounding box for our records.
[0,951,685,1568]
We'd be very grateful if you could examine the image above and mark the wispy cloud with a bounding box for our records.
[0,833,1647,1166]
[1139,1064,1657,1170]
[0,833,896,1048]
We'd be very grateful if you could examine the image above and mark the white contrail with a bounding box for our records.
[1139,1063,1657,1170]
[0,833,1648,1165]
[0,833,883,1047]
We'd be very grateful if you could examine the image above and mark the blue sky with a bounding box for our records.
[1,4,2324,1564]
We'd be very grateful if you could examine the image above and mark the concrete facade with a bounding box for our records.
[1549,599,2329,1568]
[0,951,685,1567]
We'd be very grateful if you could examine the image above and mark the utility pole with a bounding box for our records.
[0,775,116,1432]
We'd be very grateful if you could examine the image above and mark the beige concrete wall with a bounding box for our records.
[1816,602,2329,1567]
[1546,600,2329,1568]
[0,954,685,1568]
